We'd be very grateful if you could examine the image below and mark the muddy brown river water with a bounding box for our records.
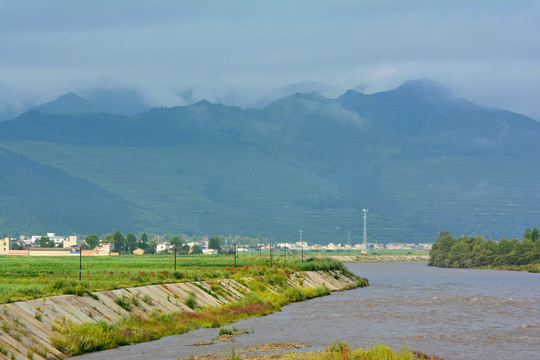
[72,262,539,360]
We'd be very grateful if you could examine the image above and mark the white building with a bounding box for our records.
[30,233,68,245]
[156,242,171,253]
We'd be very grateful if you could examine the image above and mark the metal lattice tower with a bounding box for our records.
[362,209,368,249]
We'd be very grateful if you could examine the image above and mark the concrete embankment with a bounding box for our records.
[0,270,358,360]
[327,254,429,262]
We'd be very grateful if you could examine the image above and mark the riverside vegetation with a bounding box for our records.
[0,254,347,304]
[51,261,366,355]
[0,256,368,357]
[182,341,441,360]
[429,228,540,272]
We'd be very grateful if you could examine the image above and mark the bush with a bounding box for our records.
[185,292,198,309]
[284,287,306,302]
[142,294,153,305]
[114,296,133,312]
[219,327,233,336]
[172,271,184,280]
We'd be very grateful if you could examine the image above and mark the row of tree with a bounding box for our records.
[82,231,223,255]
[11,235,59,249]
[429,228,540,268]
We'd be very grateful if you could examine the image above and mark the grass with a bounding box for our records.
[282,341,442,360]
[0,254,348,304]
[265,341,439,360]
[177,342,440,359]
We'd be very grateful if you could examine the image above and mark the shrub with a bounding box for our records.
[185,292,198,309]
[114,296,133,312]
[284,287,306,302]
[172,271,184,280]
[219,327,233,336]
[142,294,153,305]
[129,295,139,307]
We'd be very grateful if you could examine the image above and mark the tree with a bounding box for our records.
[103,233,114,243]
[126,232,137,253]
[179,244,190,254]
[145,239,157,254]
[428,231,457,267]
[39,236,55,248]
[208,236,221,251]
[11,243,25,250]
[532,227,539,242]
[141,232,148,243]
[191,245,203,254]
[448,240,471,267]
[111,231,126,254]
[170,235,182,249]
[139,232,149,249]
[85,234,100,249]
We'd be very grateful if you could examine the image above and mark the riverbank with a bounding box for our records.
[325,254,429,262]
[181,341,442,359]
[0,266,366,359]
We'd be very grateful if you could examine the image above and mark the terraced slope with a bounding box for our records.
[1,80,539,242]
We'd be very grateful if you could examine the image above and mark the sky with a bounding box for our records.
[1,0,539,120]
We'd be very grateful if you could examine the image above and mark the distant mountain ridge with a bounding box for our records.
[32,92,103,115]
[1,80,539,242]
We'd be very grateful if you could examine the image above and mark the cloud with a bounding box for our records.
[1,0,539,120]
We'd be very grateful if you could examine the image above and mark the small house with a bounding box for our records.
[133,248,145,255]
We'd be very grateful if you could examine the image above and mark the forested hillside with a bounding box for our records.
[1,80,539,243]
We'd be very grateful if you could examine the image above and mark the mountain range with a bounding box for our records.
[1,80,539,243]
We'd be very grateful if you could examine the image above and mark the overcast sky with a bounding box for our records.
[1,0,539,119]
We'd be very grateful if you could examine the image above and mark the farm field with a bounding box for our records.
[0,254,341,304]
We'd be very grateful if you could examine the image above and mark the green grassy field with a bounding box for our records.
[0,254,343,304]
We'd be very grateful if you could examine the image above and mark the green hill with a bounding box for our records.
[0,148,141,235]
[1,80,539,243]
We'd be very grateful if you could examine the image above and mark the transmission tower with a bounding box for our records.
[362,209,368,249]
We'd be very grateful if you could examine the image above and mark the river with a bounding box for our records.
[73,262,539,360]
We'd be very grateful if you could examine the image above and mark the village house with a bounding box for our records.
[97,243,115,255]
[1,237,15,255]
[63,235,83,248]
[30,233,67,245]
[156,242,171,253]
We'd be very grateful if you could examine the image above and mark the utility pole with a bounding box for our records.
[299,229,303,263]
[79,247,82,281]
[234,243,237,268]
[174,245,177,271]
